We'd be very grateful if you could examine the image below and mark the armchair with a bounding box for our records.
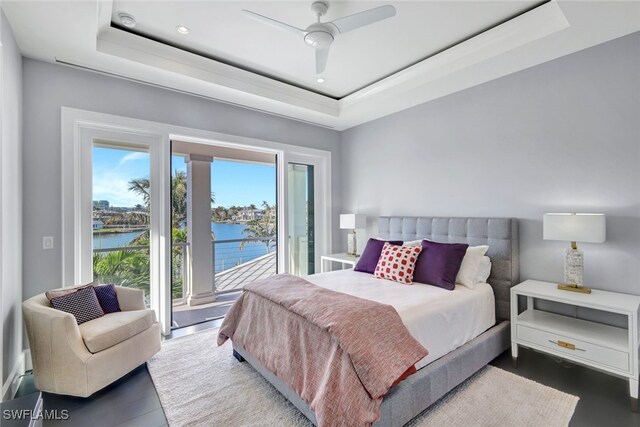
[23,285,161,397]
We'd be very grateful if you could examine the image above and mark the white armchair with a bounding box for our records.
[23,285,161,397]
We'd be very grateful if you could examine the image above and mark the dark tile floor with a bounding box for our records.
[16,366,167,427]
[492,348,640,427]
[15,333,640,426]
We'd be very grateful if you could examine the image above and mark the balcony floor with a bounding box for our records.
[171,251,276,329]
[172,292,240,329]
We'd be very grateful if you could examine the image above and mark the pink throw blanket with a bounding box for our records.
[218,274,428,426]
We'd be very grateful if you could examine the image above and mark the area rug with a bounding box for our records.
[148,329,579,426]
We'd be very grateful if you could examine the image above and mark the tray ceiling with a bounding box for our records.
[109,1,540,99]
[2,1,640,130]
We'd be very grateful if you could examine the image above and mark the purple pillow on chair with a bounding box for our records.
[93,284,121,314]
[50,287,105,324]
[354,238,403,274]
[413,240,469,290]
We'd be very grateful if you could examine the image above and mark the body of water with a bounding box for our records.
[93,223,272,273]
[93,231,145,249]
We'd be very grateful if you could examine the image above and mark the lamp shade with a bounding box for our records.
[340,214,366,230]
[543,213,606,243]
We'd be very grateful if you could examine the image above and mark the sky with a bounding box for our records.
[92,146,276,208]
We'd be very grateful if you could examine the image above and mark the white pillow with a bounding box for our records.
[403,240,422,247]
[475,256,492,285]
[456,245,489,289]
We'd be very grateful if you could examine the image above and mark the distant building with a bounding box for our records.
[93,200,109,210]
[92,220,104,230]
[239,206,257,221]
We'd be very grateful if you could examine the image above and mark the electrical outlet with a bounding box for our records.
[42,236,54,250]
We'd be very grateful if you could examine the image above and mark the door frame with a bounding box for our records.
[62,108,331,334]
[285,155,327,275]
[61,111,172,333]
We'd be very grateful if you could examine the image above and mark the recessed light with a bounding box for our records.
[176,26,190,35]
[316,77,325,83]
[118,13,137,29]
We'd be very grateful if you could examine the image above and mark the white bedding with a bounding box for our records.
[306,269,496,370]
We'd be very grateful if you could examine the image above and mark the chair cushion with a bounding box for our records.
[79,309,156,353]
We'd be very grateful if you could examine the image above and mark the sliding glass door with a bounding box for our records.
[288,163,315,276]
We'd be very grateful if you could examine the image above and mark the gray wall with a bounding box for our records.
[1,9,23,395]
[340,32,640,295]
[22,58,341,300]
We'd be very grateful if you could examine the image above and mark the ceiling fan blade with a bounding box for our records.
[241,10,306,37]
[316,47,330,74]
[329,5,396,34]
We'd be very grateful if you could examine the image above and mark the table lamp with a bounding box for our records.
[340,214,366,256]
[543,213,606,293]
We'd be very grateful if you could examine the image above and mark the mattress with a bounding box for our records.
[306,269,496,370]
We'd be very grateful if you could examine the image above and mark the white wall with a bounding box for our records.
[340,32,640,295]
[1,8,23,399]
[21,58,341,301]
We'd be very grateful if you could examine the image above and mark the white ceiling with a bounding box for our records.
[2,1,640,130]
[110,1,539,98]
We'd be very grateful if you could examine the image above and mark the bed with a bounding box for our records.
[230,216,519,426]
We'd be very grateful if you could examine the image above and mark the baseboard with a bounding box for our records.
[1,350,26,401]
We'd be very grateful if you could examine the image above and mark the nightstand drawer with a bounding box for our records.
[516,324,629,372]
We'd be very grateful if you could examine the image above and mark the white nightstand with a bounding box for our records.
[511,280,640,411]
[320,253,359,273]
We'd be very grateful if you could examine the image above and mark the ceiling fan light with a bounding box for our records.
[316,77,326,83]
[176,25,190,35]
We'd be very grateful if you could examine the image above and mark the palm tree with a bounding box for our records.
[93,250,150,294]
[94,170,213,297]
[170,171,188,226]
[240,201,276,253]
[128,171,214,229]
[127,170,215,244]
[128,178,150,207]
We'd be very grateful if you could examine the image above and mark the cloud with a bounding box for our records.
[118,152,147,166]
[93,175,145,207]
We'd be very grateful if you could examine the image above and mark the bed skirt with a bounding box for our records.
[232,320,511,427]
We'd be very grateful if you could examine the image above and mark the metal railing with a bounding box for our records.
[213,237,277,294]
[171,242,190,304]
[92,236,277,305]
[212,237,276,272]
[92,242,190,305]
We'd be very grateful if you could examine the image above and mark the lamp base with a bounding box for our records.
[564,247,584,286]
[347,232,357,256]
[557,283,592,294]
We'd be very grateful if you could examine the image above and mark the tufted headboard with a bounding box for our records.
[378,217,519,321]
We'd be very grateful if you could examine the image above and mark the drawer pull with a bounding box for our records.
[548,340,585,351]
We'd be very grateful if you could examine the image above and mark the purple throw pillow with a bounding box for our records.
[354,238,403,274]
[413,240,469,290]
[50,287,105,324]
[93,284,121,314]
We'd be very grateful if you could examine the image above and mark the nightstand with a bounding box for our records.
[511,280,640,411]
[320,253,358,273]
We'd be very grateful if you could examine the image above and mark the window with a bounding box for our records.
[92,145,151,305]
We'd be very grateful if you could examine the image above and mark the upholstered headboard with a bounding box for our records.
[378,217,519,321]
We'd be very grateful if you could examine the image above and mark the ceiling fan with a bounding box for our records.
[242,1,396,75]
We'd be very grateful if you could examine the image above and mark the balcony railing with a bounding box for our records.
[93,242,190,306]
[212,237,277,294]
[92,237,276,305]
